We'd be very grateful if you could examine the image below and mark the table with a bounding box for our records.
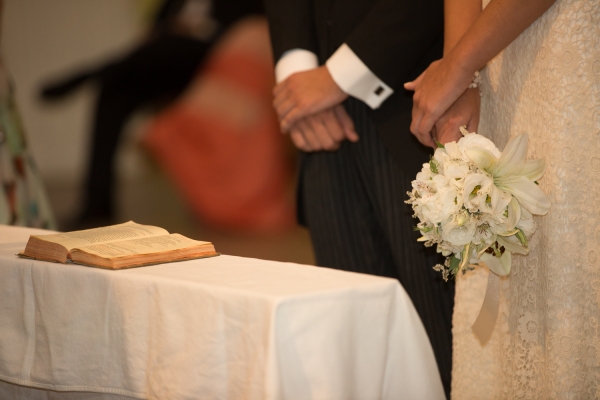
[0,225,444,399]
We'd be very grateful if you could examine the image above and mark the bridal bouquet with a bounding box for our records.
[406,127,550,281]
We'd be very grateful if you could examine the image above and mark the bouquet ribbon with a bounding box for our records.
[471,271,501,345]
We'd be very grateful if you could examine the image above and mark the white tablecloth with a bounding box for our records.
[0,225,444,399]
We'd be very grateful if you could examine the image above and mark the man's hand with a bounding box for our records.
[274,66,348,133]
[433,88,480,147]
[288,105,358,152]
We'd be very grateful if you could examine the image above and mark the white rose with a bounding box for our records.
[432,147,450,165]
[420,192,444,225]
[443,160,470,182]
[458,133,501,158]
[443,141,466,161]
[438,185,462,222]
[429,174,450,192]
[416,163,433,181]
[442,211,477,246]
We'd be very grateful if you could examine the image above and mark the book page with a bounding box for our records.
[72,234,211,258]
[35,221,169,251]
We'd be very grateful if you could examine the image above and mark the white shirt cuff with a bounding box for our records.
[326,43,393,109]
[275,49,319,83]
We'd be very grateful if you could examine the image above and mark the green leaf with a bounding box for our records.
[515,228,528,247]
[435,141,445,149]
[459,243,471,272]
[430,157,439,174]
[449,255,461,277]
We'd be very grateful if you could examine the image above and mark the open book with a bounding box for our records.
[19,221,218,270]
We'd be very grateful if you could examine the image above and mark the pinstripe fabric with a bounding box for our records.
[299,98,454,398]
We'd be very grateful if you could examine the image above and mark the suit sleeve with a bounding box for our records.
[344,0,444,90]
[263,0,318,61]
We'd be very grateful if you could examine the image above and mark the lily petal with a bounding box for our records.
[490,185,512,215]
[496,175,551,215]
[498,235,529,255]
[494,133,528,177]
[505,197,521,231]
[520,159,546,181]
[479,251,511,276]
[465,148,498,171]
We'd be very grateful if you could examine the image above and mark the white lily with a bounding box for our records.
[465,133,550,216]
[479,250,512,276]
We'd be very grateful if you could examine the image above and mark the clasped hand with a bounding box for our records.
[405,59,480,148]
[272,66,358,152]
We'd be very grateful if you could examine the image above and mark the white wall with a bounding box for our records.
[1,0,143,184]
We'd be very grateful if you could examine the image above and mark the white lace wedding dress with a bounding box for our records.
[451,0,600,398]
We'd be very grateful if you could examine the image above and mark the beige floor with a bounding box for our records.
[45,151,315,266]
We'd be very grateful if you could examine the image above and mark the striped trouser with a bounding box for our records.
[299,98,454,398]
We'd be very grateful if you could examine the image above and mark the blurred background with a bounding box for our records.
[1,0,314,264]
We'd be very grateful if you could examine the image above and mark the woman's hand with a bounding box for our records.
[404,58,474,145]
[434,87,480,146]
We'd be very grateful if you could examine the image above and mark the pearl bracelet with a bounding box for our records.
[468,70,482,96]
[468,70,481,89]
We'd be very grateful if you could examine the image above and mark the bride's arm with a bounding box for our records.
[444,0,481,54]
[408,0,556,140]
[422,0,482,147]
[447,0,556,78]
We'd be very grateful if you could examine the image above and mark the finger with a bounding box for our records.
[290,125,312,152]
[289,128,310,152]
[272,87,289,110]
[274,95,297,122]
[416,108,438,139]
[410,101,424,136]
[281,94,343,132]
[404,79,420,91]
[419,124,437,146]
[281,107,309,133]
[404,71,424,91]
[296,118,321,151]
[272,79,288,98]
[426,134,437,149]
[413,124,436,148]
[318,109,345,143]
[422,132,436,148]
[467,109,480,133]
[436,121,460,145]
[333,106,359,142]
[306,115,338,151]
[430,125,438,143]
